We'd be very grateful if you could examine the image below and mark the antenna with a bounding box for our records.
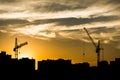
[13,37,28,59]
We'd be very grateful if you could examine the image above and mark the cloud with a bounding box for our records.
[0,10,8,13]
[0,19,29,26]
[0,17,120,44]
[29,0,120,14]
[108,0,120,4]
[32,15,119,26]
[0,0,120,49]
[0,0,119,22]
[0,0,17,3]
[33,1,87,12]
[84,26,120,44]
[90,27,116,34]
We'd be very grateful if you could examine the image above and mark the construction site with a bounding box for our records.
[0,28,119,80]
[11,27,104,66]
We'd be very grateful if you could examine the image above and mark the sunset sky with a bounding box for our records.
[0,0,120,67]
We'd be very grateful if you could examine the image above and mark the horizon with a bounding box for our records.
[0,50,119,69]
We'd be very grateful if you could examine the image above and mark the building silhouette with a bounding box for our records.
[0,51,120,80]
[0,51,35,80]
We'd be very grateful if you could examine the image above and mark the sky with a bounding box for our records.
[0,0,120,67]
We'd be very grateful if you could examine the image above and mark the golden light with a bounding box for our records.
[19,54,29,59]
[18,49,34,59]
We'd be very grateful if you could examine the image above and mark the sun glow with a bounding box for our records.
[18,49,34,59]
[19,54,29,59]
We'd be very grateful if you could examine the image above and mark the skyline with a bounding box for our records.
[0,0,120,66]
[0,51,120,80]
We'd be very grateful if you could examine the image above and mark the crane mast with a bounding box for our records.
[13,38,28,59]
[14,38,18,59]
[83,27,102,66]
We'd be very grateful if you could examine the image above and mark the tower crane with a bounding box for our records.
[83,27,103,66]
[13,38,28,59]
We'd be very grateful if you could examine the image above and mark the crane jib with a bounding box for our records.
[13,38,28,59]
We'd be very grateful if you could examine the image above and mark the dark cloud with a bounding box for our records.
[34,2,87,12]
[0,0,17,3]
[0,19,29,26]
[32,0,98,12]
[86,26,120,44]
[90,27,116,34]
[106,0,120,11]
[0,10,8,13]
[59,29,80,33]
[108,0,120,4]
[33,15,119,26]
[31,0,120,12]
